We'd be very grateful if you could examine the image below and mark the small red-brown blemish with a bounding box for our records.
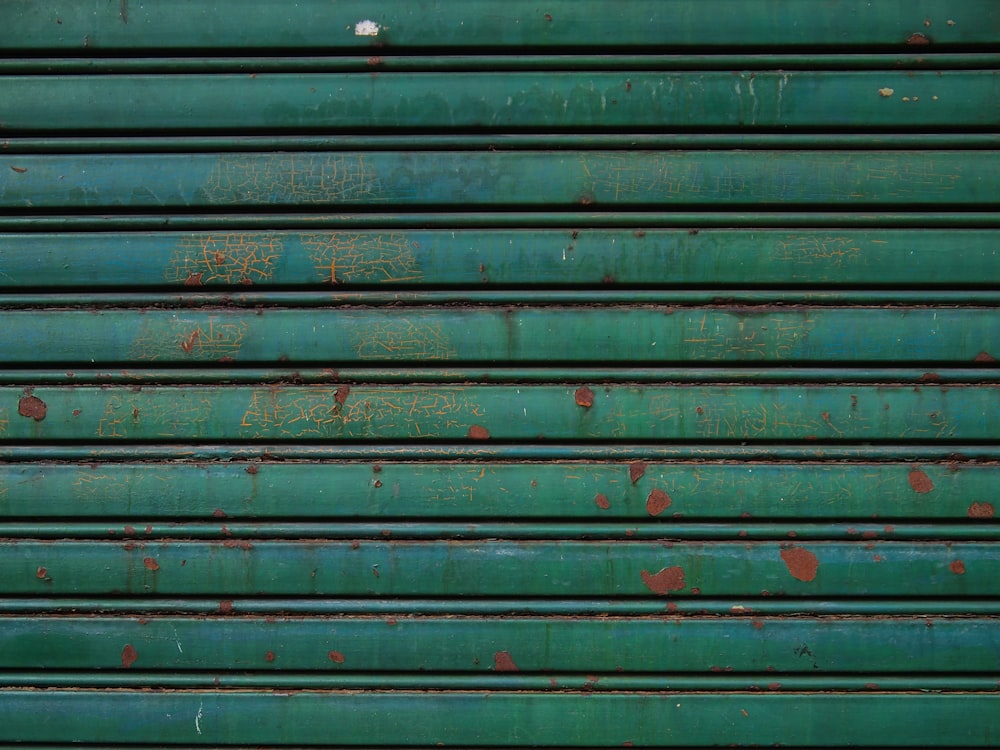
[494,651,519,672]
[213,508,227,518]
[908,469,934,493]
[367,56,384,66]
[780,546,820,582]
[328,650,345,664]
[974,351,997,362]
[36,566,47,579]
[183,273,203,287]
[629,461,648,483]
[884,525,895,534]
[594,493,611,510]
[767,682,781,690]
[220,525,232,537]
[18,395,46,421]
[350,540,361,550]
[219,600,234,614]
[920,372,941,382]
[906,32,931,44]
[72,409,81,417]
[245,464,259,475]
[645,488,672,516]
[10,166,27,173]
[385,618,398,626]
[665,602,679,612]
[180,330,199,353]
[861,531,878,540]
[950,560,966,575]
[864,682,880,690]
[265,650,276,662]
[575,386,595,408]
[468,425,490,440]
[121,644,138,668]
[640,566,686,594]
[544,13,553,21]
[142,557,159,571]
[123,525,137,536]
[753,620,763,629]
[335,385,351,405]
[968,502,995,519]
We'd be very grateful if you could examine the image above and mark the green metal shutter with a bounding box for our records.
[1,1,999,745]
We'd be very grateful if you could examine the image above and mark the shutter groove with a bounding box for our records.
[1,1,998,747]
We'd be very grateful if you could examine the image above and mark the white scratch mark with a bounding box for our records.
[354,20,380,36]
[195,701,204,735]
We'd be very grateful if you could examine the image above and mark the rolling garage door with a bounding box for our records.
[0,1,999,746]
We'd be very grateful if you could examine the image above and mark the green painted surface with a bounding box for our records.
[1,229,996,288]
[3,71,996,132]
[9,540,998,596]
[3,615,997,673]
[0,461,994,520]
[3,0,995,50]
[0,307,993,364]
[0,384,993,441]
[3,690,1000,745]
[3,151,997,208]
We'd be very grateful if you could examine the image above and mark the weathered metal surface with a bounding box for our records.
[0,384,993,441]
[1,229,996,288]
[4,151,998,208]
[3,0,995,50]
[0,307,992,363]
[0,461,995,520]
[3,690,1000,746]
[3,615,998,673]
[4,71,997,132]
[8,540,999,596]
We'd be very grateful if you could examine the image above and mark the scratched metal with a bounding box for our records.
[3,0,994,50]
[3,71,997,132]
[10,540,1000,596]
[0,229,997,288]
[0,461,994,520]
[0,384,994,441]
[3,616,998,673]
[3,151,997,208]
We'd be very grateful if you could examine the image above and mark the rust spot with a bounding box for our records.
[864,682,880,690]
[688,229,699,236]
[180,330,200,353]
[35,566,47,579]
[386,618,398,626]
[223,539,253,550]
[329,650,345,664]
[920,372,941,382]
[544,13,553,21]
[974,351,997,362]
[373,464,382,473]
[123,525,137,536]
[245,464,259,475]
[767,682,781,690]
[645,488,672,516]
[10,166,26,173]
[594,493,611,510]
[335,385,351,405]
[219,600,234,614]
[908,469,934,494]
[861,531,878,540]
[183,272,203,287]
[72,409,81,417]
[494,650,519,672]
[121,644,138,668]
[575,386,595,408]
[265,650,276,662]
[633,230,646,238]
[213,508,227,518]
[780,546,820,582]
[968,502,995,519]
[142,557,159,571]
[950,560,966,575]
[18,395,47,421]
[579,195,594,206]
[350,540,361,550]
[906,32,931,44]
[629,461,648,483]
[602,274,615,284]
[367,56,384,66]
[640,566,686,594]
[468,425,490,440]
[374,480,383,488]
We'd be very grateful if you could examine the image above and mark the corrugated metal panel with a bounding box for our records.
[0,1,998,747]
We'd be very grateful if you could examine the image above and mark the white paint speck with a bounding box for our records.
[354,20,380,36]
[195,702,204,735]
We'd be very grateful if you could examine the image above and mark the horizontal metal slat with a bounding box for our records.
[3,0,994,51]
[2,690,1000,746]
[3,71,996,133]
[0,461,994,521]
[12,540,1000,596]
[0,307,994,364]
[3,151,997,209]
[3,615,997,673]
[1,229,997,289]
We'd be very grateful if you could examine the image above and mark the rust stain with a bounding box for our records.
[35,566,47,579]
[493,651,519,672]
[629,461,648,483]
[640,566,686,595]
[10,166,26,173]
[180,330,200,353]
[950,560,966,575]
[574,386,595,408]
[968,502,995,519]
[594,493,611,510]
[18,395,47,421]
[213,509,227,518]
[121,644,138,669]
[908,469,934,494]
[974,352,997,362]
[645,488,672,516]
[329,650,346,664]
[245,464,259,475]
[265,650,276,662]
[183,273,203,287]
[335,385,351,405]
[142,557,159,571]
[780,546,819,582]
[219,600,234,614]
[468,425,490,440]
[124,525,137,536]
[906,32,931,44]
